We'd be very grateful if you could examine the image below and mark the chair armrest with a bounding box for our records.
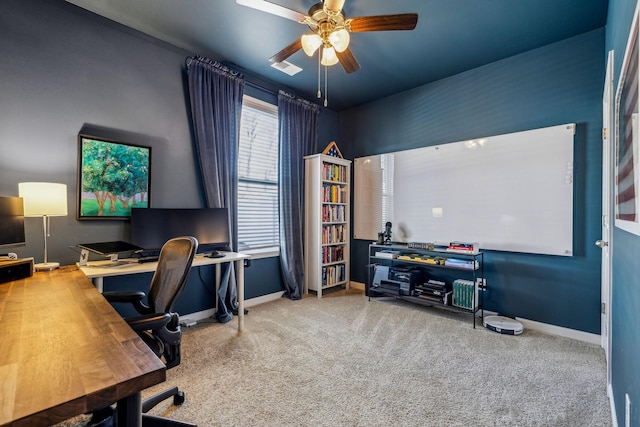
[126,313,172,332]
[103,290,146,303]
[103,290,151,314]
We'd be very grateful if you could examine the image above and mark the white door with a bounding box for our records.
[599,51,614,373]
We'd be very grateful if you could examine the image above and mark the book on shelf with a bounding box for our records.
[447,241,479,254]
[375,250,399,259]
[444,258,478,269]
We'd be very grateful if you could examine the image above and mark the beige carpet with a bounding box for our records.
[141,288,610,426]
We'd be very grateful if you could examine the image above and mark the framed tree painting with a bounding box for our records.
[615,1,640,235]
[77,134,151,220]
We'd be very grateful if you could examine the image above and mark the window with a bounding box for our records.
[237,96,279,252]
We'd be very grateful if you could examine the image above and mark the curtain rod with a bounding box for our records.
[185,55,321,107]
[185,55,275,95]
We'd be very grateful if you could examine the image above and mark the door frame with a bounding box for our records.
[602,50,614,382]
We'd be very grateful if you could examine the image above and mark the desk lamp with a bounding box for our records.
[18,182,68,271]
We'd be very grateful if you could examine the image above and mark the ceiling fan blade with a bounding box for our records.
[336,48,360,74]
[236,0,307,23]
[347,13,418,32]
[269,38,302,63]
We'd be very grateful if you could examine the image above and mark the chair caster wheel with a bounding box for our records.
[173,391,185,406]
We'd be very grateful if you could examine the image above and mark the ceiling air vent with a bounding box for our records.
[270,60,302,76]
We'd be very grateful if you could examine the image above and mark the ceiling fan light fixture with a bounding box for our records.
[329,28,350,52]
[301,33,323,56]
[321,46,339,66]
[323,0,345,14]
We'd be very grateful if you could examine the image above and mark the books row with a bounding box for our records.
[322,264,346,286]
[322,224,346,244]
[453,279,476,309]
[322,162,347,183]
[322,204,346,223]
[397,254,446,264]
[322,245,345,264]
[322,184,346,203]
[394,253,477,269]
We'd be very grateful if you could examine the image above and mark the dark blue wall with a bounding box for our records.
[0,0,627,423]
[340,29,605,334]
[1,0,200,264]
[104,256,284,318]
[0,0,340,312]
[605,0,640,425]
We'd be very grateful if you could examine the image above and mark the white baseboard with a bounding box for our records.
[353,281,600,345]
[608,383,619,427]
[179,291,285,325]
[245,290,286,307]
[505,314,601,345]
[182,285,600,344]
[179,309,216,324]
[472,310,600,345]
[350,281,365,291]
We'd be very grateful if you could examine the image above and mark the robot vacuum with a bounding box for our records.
[483,315,524,335]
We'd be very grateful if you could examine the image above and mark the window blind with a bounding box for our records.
[238,96,279,250]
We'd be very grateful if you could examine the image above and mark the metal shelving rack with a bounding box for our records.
[367,243,485,327]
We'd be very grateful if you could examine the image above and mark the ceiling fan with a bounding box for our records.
[236,0,419,74]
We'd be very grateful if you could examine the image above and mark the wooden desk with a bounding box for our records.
[79,252,251,332]
[0,267,166,427]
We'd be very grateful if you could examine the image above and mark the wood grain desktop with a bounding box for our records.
[0,267,166,427]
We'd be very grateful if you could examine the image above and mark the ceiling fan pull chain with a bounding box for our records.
[324,65,329,107]
[324,66,329,107]
[317,48,322,99]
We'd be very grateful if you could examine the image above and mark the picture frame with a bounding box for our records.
[77,133,151,220]
[615,1,640,236]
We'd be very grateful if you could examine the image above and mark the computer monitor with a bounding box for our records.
[130,207,230,254]
[0,196,26,250]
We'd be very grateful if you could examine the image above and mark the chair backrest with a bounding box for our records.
[147,236,198,314]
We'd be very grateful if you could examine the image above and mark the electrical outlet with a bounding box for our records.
[626,393,631,427]
[476,278,487,290]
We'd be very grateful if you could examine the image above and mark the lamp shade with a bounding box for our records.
[301,34,323,56]
[321,46,339,66]
[18,182,68,217]
[329,29,350,52]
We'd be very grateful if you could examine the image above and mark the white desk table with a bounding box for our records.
[79,251,250,332]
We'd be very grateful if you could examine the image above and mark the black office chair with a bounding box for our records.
[100,236,199,427]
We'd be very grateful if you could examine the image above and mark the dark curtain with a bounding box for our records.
[278,90,320,299]
[186,56,244,322]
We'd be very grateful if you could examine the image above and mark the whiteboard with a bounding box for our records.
[354,123,575,256]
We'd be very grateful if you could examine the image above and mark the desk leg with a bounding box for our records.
[93,277,104,293]
[215,264,221,314]
[237,259,244,332]
[117,391,142,427]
